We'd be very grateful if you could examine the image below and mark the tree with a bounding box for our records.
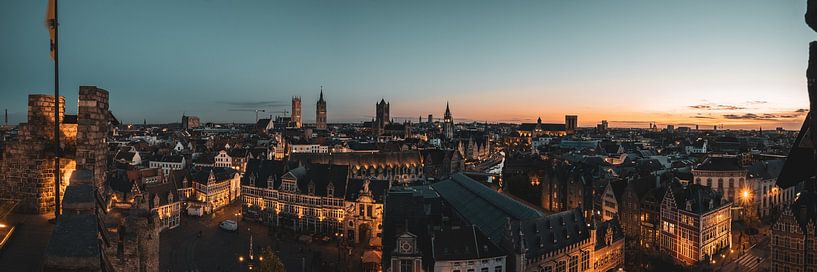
[256,246,286,272]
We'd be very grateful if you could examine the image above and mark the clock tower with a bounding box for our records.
[390,232,423,272]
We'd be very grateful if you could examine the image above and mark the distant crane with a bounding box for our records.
[228,109,266,123]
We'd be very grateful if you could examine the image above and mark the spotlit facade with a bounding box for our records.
[659,184,732,265]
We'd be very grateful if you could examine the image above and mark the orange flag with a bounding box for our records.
[45,0,56,60]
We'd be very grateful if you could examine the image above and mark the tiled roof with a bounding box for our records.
[431,173,544,242]
[695,157,743,171]
[433,225,507,261]
[243,159,298,188]
[594,218,625,250]
[519,208,589,258]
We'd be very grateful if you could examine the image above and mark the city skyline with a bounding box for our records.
[0,0,812,129]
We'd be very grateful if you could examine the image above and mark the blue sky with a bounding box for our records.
[0,0,813,128]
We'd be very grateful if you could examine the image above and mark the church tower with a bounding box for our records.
[316,87,327,129]
[291,96,302,128]
[376,99,390,130]
[443,102,454,139]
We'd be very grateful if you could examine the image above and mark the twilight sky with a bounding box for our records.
[0,0,813,129]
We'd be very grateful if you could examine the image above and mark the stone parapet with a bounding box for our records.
[43,213,101,272]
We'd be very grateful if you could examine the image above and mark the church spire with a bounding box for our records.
[319,86,324,102]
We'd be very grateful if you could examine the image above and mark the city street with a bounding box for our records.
[721,236,769,272]
[160,203,365,272]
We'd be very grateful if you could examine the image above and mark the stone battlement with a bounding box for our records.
[0,87,110,214]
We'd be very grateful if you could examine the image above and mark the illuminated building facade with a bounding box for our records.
[517,117,568,140]
[659,184,731,265]
[241,160,387,245]
[691,156,748,205]
[289,151,429,183]
[770,205,817,272]
[180,167,241,215]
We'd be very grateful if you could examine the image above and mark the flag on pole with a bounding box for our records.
[46,0,56,60]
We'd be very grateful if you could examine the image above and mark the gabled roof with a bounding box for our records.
[420,149,457,165]
[154,155,184,163]
[519,208,589,258]
[695,156,743,171]
[227,148,249,158]
[433,225,507,261]
[289,151,423,167]
[518,123,538,131]
[431,173,544,242]
[186,167,238,185]
[594,218,625,250]
[291,164,350,198]
[667,183,729,214]
[242,159,293,189]
[539,123,566,131]
[625,175,658,200]
[255,118,272,131]
[747,159,784,180]
[115,151,137,162]
[145,181,178,208]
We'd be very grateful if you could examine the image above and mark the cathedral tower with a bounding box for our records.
[291,96,302,128]
[316,87,327,129]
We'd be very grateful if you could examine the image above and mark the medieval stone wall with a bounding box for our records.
[0,95,78,213]
[77,86,109,191]
[0,88,108,214]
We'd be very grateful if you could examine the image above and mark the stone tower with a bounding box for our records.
[123,194,161,272]
[375,99,390,130]
[316,87,327,129]
[291,96,302,128]
[0,94,76,213]
[565,115,578,134]
[443,102,454,139]
[76,86,110,191]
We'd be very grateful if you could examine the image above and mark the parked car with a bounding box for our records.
[244,210,261,222]
[219,220,238,231]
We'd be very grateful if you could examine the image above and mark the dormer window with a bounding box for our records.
[308,182,316,196]
[327,183,335,197]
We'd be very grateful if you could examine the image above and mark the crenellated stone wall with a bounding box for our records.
[0,95,77,213]
[76,86,110,191]
[0,87,110,214]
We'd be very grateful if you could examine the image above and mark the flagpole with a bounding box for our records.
[53,0,61,220]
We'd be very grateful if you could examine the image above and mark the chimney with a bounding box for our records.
[3,109,6,126]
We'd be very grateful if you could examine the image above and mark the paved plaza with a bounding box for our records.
[160,203,366,272]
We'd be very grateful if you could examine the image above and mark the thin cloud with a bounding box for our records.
[722,109,807,120]
[746,100,768,104]
[216,100,288,108]
[688,103,745,110]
